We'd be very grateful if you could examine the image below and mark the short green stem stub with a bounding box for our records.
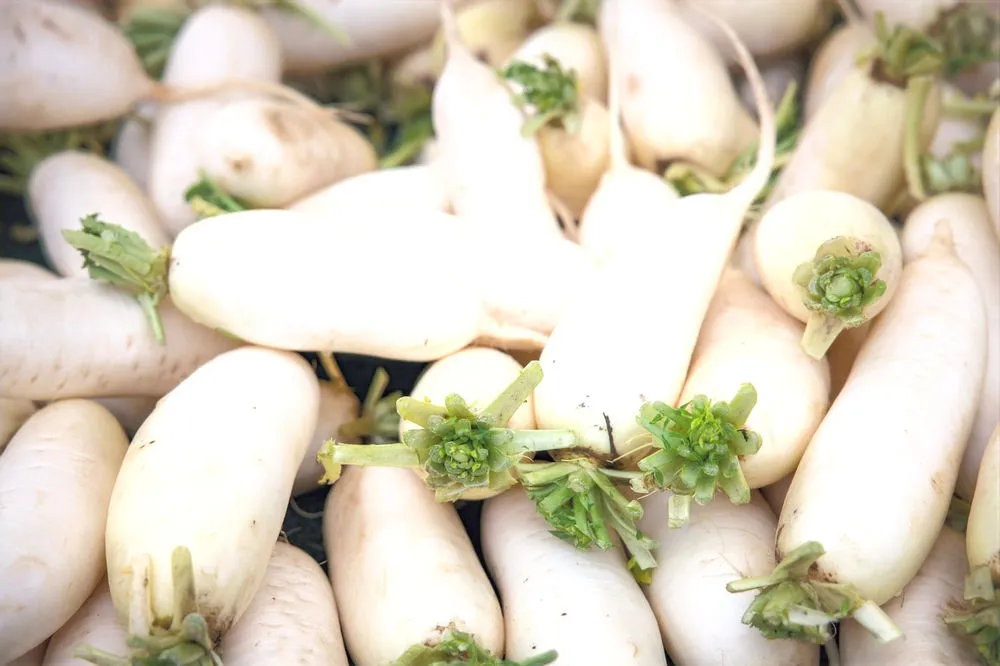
[634,384,762,525]
[392,625,557,666]
[500,55,582,136]
[943,566,1000,666]
[184,173,250,220]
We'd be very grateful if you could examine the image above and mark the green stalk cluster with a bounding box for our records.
[393,626,557,666]
[793,238,886,328]
[943,566,1000,665]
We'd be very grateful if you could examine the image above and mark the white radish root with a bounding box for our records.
[966,425,1000,581]
[90,396,160,436]
[288,164,452,216]
[40,581,127,666]
[0,398,37,454]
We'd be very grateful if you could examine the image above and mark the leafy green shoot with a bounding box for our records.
[517,456,658,571]
[392,625,557,666]
[943,565,1000,666]
[500,55,582,136]
[61,216,170,344]
[0,120,118,195]
[122,7,189,80]
[631,384,761,528]
[727,541,901,645]
[861,11,945,86]
[184,172,250,220]
[927,4,1000,79]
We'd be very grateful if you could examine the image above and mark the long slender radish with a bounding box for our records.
[292,380,360,497]
[432,2,561,241]
[216,541,349,666]
[40,581,127,666]
[197,97,377,208]
[902,193,999,500]
[288,164,452,216]
[640,491,820,666]
[840,525,981,665]
[103,346,319,659]
[533,5,776,456]
[0,259,58,282]
[512,21,608,103]
[985,109,1000,238]
[803,20,877,121]
[678,267,830,490]
[599,0,758,175]
[27,152,171,279]
[0,279,241,401]
[752,190,903,359]
[481,487,665,665]
[729,222,987,643]
[148,4,283,236]
[0,400,128,663]
[323,465,504,665]
[111,102,156,191]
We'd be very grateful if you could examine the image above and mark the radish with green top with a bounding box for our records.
[288,164,452,216]
[512,21,608,103]
[902,193,998,500]
[216,541,350,666]
[639,491,821,666]
[40,581,127,666]
[728,221,987,645]
[0,400,128,664]
[752,189,903,359]
[323,464,505,665]
[985,108,1000,238]
[599,0,758,176]
[803,20,877,121]
[840,525,981,666]
[98,346,319,663]
[481,486,665,665]
[293,380,361,497]
[27,151,171,278]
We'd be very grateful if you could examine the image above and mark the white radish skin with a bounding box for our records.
[481,487,666,665]
[105,346,319,638]
[429,0,539,74]
[432,3,561,241]
[8,643,47,666]
[293,381,360,497]
[0,399,36,454]
[803,21,876,121]
[600,0,757,175]
[0,279,241,401]
[0,259,58,282]
[0,400,128,664]
[680,268,830,488]
[967,426,1000,580]
[40,582,127,666]
[149,4,282,236]
[752,190,903,356]
[288,164,452,216]
[985,109,1000,239]
[199,98,377,208]
[777,225,987,605]
[217,542,350,666]
[840,526,981,665]
[112,102,156,191]
[640,492,820,666]
[679,0,827,61]
[761,473,794,516]
[324,466,503,665]
[28,152,171,279]
[510,21,608,104]
[902,194,999,500]
[91,396,160,435]
[826,321,871,400]
[0,0,155,131]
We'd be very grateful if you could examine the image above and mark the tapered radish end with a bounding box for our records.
[184,172,250,220]
[393,624,558,666]
[499,55,583,137]
[634,384,762,513]
[61,215,170,344]
[942,565,1000,664]
[794,236,888,359]
[726,541,898,644]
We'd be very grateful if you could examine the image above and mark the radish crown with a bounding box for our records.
[793,236,887,360]
[500,55,583,136]
[62,216,170,344]
[516,456,658,571]
[393,625,557,666]
[727,541,901,645]
[185,173,250,220]
[942,565,1000,665]
[630,384,762,528]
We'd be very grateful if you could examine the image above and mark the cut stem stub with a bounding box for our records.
[392,624,557,666]
[942,565,1000,665]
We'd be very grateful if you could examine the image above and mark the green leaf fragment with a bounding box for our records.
[793,237,887,327]
[500,55,582,136]
[184,173,250,220]
[392,626,557,666]
[943,566,1000,666]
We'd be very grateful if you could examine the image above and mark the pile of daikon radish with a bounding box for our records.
[1,0,999,663]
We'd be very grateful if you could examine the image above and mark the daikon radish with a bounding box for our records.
[729,222,987,644]
[148,4,283,236]
[753,190,903,359]
[0,279,241,401]
[902,193,999,500]
[0,259,58,282]
[288,164,452,216]
[640,491,820,666]
[111,102,156,191]
[91,396,159,436]
[0,400,128,663]
[985,109,1000,237]
[27,152,171,278]
[481,487,664,665]
[512,21,608,103]
[428,0,541,74]
[534,5,776,456]
[197,97,377,208]
[840,526,980,665]
[599,0,758,175]
[216,542,349,666]
[103,347,319,660]
[323,465,504,665]
[432,2,561,240]
[803,21,877,121]
[293,380,360,497]
[679,0,828,61]
[41,581,127,666]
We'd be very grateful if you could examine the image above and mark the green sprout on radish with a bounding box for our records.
[943,566,1000,665]
[631,383,762,528]
[793,237,887,360]
[74,547,223,666]
[393,625,557,666]
[500,54,583,136]
[184,172,250,220]
[927,4,1000,78]
[317,361,578,502]
[727,541,901,645]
